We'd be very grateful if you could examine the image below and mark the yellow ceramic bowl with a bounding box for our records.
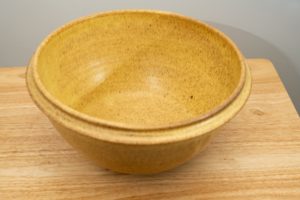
[26,10,251,174]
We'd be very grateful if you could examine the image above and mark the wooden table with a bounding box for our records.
[0,59,299,199]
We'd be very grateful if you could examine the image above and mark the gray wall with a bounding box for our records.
[1,0,299,114]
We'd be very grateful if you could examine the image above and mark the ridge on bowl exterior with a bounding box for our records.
[26,10,251,174]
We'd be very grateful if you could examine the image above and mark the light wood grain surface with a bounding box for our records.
[0,59,299,199]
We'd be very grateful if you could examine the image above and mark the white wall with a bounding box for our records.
[1,0,299,113]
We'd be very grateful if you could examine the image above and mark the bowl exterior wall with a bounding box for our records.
[51,120,215,174]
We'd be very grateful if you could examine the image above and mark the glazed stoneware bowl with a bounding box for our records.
[26,10,251,174]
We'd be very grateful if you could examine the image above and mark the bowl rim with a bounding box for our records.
[29,9,246,131]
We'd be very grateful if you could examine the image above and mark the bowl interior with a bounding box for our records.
[36,11,243,128]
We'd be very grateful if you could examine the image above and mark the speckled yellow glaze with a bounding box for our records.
[26,10,251,174]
